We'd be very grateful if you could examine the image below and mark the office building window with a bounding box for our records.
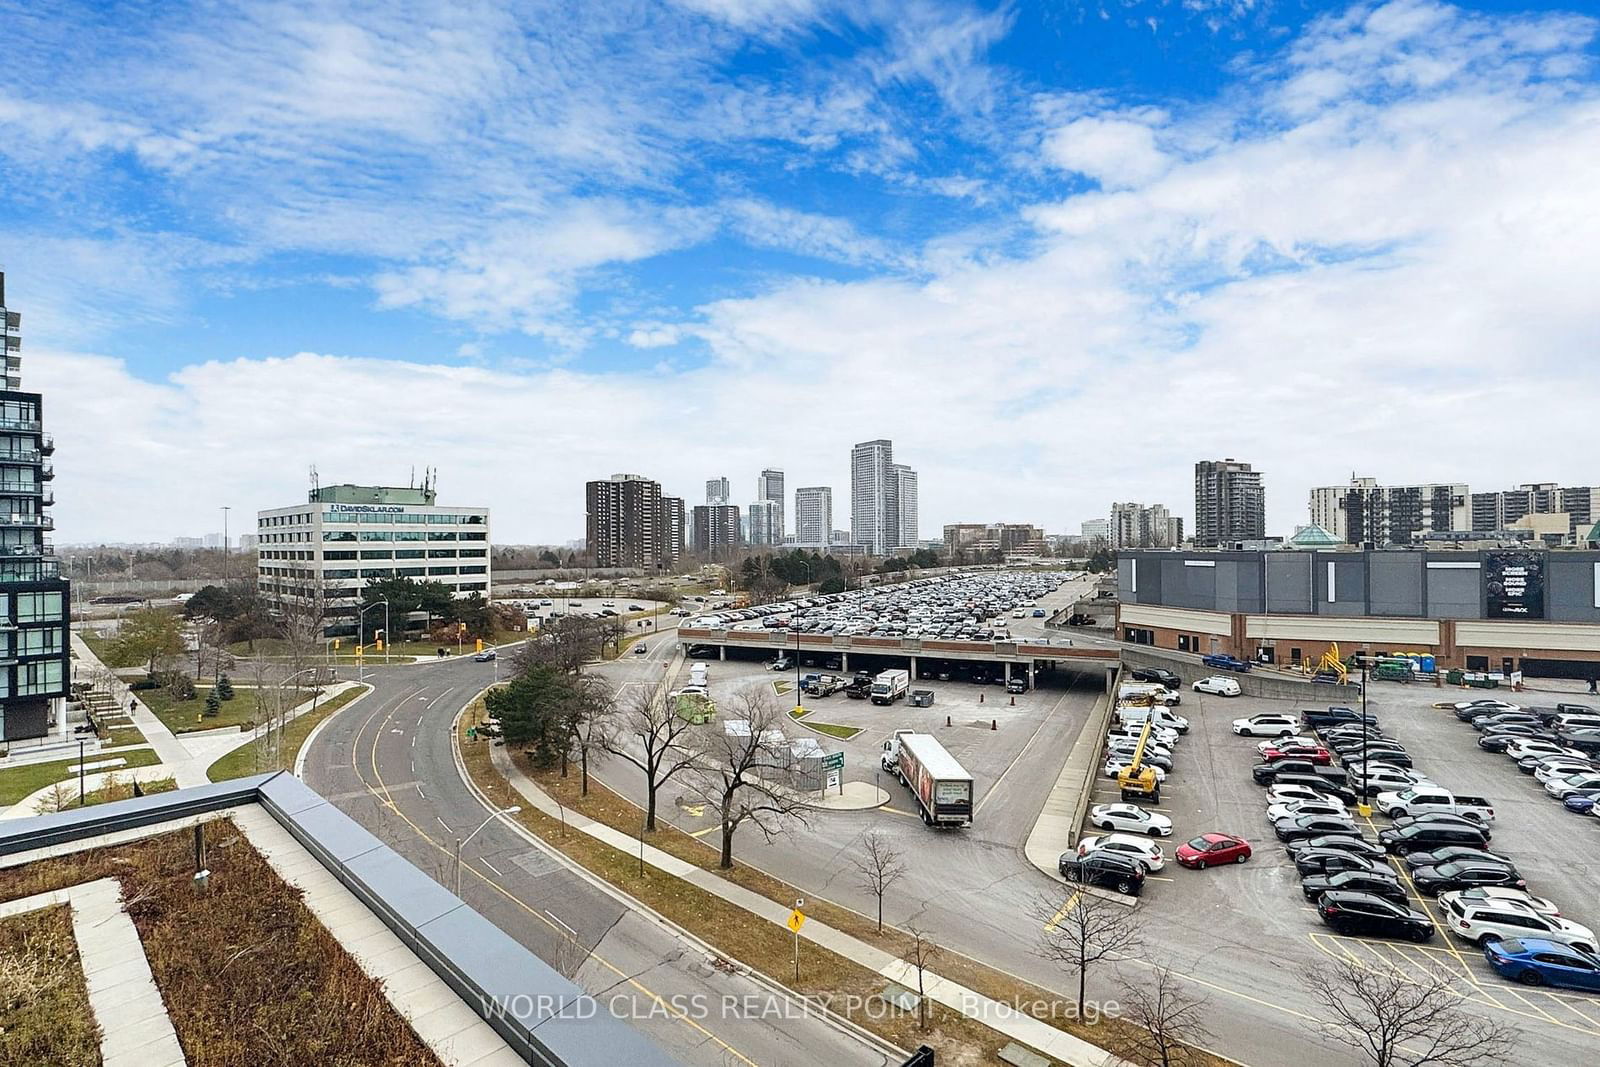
[324,550,357,561]
[427,566,458,575]
[358,531,393,541]
[427,548,457,559]
[395,549,424,559]
[359,550,393,560]
[395,567,426,577]
[16,591,62,622]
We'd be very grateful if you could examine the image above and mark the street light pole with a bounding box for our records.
[355,600,388,685]
[454,806,522,895]
[794,559,812,715]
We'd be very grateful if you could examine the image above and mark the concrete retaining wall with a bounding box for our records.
[1120,647,1363,703]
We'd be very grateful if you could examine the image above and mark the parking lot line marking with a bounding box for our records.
[1547,994,1600,1031]
[1042,890,1081,932]
[1143,874,1175,882]
[1505,987,1565,1027]
[880,806,920,819]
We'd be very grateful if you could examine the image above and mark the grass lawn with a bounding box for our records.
[0,906,99,1065]
[786,709,862,740]
[76,631,118,663]
[137,685,273,734]
[30,774,178,814]
[206,685,369,782]
[101,724,148,748]
[0,824,441,1066]
[0,748,162,807]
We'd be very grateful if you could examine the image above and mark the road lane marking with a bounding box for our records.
[481,858,503,877]
[436,816,452,833]
[417,784,427,799]
[1042,890,1081,932]
[880,806,920,819]
[688,826,719,838]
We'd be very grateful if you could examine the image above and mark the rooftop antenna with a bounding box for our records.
[309,464,320,500]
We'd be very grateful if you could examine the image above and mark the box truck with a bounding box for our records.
[881,730,974,827]
[689,662,708,688]
[870,669,911,706]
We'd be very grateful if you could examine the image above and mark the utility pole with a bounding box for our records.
[220,506,231,580]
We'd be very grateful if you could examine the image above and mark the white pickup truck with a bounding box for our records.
[1374,787,1495,824]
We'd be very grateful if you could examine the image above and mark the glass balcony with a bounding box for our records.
[39,461,53,480]
[0,514,51,528]
[0,541,52,557]
[38,434,53,455]
[0,417,40,432]
[0,450,40,464]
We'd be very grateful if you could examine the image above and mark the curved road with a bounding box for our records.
[300,639,891,1067]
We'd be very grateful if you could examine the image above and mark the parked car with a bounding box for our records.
[1233,713,1299,737]
[1303,707,1379,730]
[1471,712,1541,732]
[1379,822,1490,854]
[1274,813,1361,842]
[1544,772,1600,799]
[1483,938,1600,990]
[1194,676,1243,697]
[1260,742,1332,765]
[1439,886,1561,918]
[1302,869,1408,905]
[1253,759,1348,787]
[1129,667,1181,689]
[1293,848,1383,877]
[1563,792,1600,815]
[1058,851,1145,896]
[1284,834,1384,862]
[1174,833,1251,869]
[1443,896,1595,952]
[1374,788,1495,825]
[1451,699,1522,718]
[1272,774,1359,806]
[1534,758,1598,784]
[1400,845,1515,873]
[1077,834,1166,872]
[1088,803,1172,837]
[1503,739,1582,762]
[1103,758,1168,783]
[1389,811,1492,838]
[1316,891,1434,942]
[1411,861,1527,896]
[1267,798,1348,823]
[1201,653,1251,673]
[1478,727,1555,752]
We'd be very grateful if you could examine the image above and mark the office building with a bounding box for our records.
[1080,518,1111,542]
[1309,476,1469,545]
[892,464,918,549]
[258,481,491,636]
[0,273,70,742]
[661,496,685,566]
[794,487,832,545]
[944,522,1046,558]
[943,524,988,556]
[172,536,203,549]
[850,439,898,556]
[1194,459,1265,547]
[238,533,258,551]
[1472,483,1599,541]
[746,499,781,546]
[757,469,784,538]
[706,477,730,506]
[586,474,667,569]
[1109,503,1181,550]
[691,504,741,553]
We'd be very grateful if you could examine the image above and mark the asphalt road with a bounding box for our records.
[300,643,892,1067]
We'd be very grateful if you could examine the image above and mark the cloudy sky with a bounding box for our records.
[5,0,1598,545]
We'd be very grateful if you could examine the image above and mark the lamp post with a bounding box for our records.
[454,806,521,895]
[355,600,389,684]
[793,559,812,715]
[78,738,86,806]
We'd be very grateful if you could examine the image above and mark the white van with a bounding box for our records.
[1115,704,1191,734]
[1118,682,1182,707]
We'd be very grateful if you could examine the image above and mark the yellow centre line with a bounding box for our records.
[880,806,920,819]
[687,825,719,838]
[1042,890,1081,932]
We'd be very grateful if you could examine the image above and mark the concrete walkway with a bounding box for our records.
[804,781,889,811]
[0,878,187,1066]
[489,746,1127,1067]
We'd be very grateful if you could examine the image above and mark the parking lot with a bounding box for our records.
[1109,669,1600,1056]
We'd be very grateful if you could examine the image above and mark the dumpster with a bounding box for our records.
[909,689,935,708]
[1445,669,1464,686]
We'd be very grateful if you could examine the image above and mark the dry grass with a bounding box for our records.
[31,773,178,815]
[0,823,440,1067]
[460,695,1234,1067]
[0,905,99,1066]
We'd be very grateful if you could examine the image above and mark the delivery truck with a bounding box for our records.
[881,730,974,827]
[870,668,911,706]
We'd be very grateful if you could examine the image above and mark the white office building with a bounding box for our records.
[757,468,784,538]
[746,499,781,546]
[850,439,896,556]
[257,482,490,636]
[795,486,832,545]
[892,463,918,549]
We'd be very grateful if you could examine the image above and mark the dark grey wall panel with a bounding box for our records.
[1166,558,1217,610]
[1235,557,1265,613]
[1264,554,1313,614]
[1216,561,1239,612]
[1317,556,1367,616]
[1425,559,1481,619]
[1369,554,1424,616]
[1118,557,1139,603]
[1548,553,1600,623]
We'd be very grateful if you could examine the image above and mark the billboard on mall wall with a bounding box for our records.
[1485,551,1545,619]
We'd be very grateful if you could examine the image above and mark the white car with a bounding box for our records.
[1442,896,1597,954]
[1267,783,1338,807]
[1232,713,1298,737]
[1503,739,1581,762]
[1103,758,1168,783]
[1077,833,1166,873]
[1545,772,1600,799]
[1266,798,1348,823]
[1440,887,1562,918]
[1107,737,1173,760]
[1088,803,1172,837]
[1194,676,1242,697]
[1256,735,1316,755]
[1451,699,1521,714]
[1535,759,1597,785]
[1108,723,1180,747]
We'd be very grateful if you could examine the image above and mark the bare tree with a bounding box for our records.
[686,684,810,870]
[1033,889,1142,1019]
[562,673,618,796]
[1112,964,1213,1067]
[1302,957,1514,1067]
[852,830,907,933]
[901,925,940,1032]
[513,616,602,676]
[601,684,698,831]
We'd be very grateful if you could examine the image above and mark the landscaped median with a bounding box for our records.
[454,692,1221,1067]
[207,684,370,782]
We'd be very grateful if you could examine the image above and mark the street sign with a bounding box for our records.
[826,771,841,791]
[822,751,845,771]
[786,909,806,933]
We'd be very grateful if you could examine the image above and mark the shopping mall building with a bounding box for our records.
[1116,548,1600,679]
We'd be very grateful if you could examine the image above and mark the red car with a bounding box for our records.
[1176,833,1252,869]
[1260,743,1331,765]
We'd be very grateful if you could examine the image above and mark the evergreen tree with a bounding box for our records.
[203,690,222,718]
[215,674,235,701]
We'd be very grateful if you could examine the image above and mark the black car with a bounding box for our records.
[1316,891,1434,942]
[1285,834,1385,861]
[1400,845,1515,873]
[1302,868,1408,904]
[1129,667,1181,689]
[1389,812,1492,839]
[1330,736,1407,757]
[1518,754,1596,775]
[1471,712,1541,732]
[1303,707,1380,730]
[1454,702,1514,721]
[1058,851,1146,896]
[1556,729,1600,755]
[1478,727,1555,751]
[1274,813,1361,842]
[1320,726,1390,745]
[1293,848,1382,877]
[1272,773,1359,806]
[1339,747,1413,770]
[1379,822,1490,854]
[1253,759,1348,786]
[1410,860,1528,896]
[1529,702,1597,725]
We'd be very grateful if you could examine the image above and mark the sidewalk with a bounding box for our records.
[489,746,1126,1067]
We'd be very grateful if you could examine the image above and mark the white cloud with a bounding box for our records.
[1041,114,1170,189]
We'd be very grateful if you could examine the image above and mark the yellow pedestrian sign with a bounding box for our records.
[787,909,806,933]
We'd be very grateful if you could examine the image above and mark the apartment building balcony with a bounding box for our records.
[0,541,52,557]
[38,433,53,455]
[0,514,51,529]
[0,417,39,432]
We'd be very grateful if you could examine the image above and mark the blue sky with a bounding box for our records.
[4,0,1599,543]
